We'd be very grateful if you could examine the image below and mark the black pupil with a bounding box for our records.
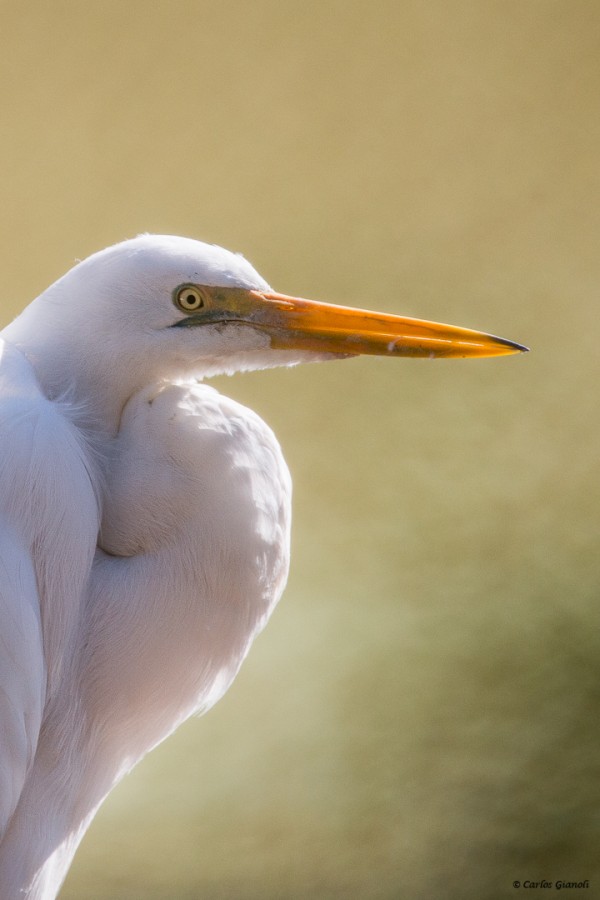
[185,293,197,306]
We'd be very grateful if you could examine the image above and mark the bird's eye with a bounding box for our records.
[174,285,205,312]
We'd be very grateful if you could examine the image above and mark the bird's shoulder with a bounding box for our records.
[0,339,99,687]
[0,338,78,445]
[0,340,99,517]
[0,518,45,841]
[0,341,99,839]
[0,337,49,410]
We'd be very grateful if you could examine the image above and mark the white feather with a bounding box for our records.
[0,237,295,898]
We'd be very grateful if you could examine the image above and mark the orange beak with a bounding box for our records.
[175,286,528,359]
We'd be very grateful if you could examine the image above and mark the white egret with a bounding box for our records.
[0,235,526,898]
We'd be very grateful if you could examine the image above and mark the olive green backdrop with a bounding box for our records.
[0,2,598,898]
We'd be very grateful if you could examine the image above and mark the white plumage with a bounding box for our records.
[0,235,525,897]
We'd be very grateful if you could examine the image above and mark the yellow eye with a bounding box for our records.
[174,285,205,312]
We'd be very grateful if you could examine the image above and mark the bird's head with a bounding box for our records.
[3,234,527,431]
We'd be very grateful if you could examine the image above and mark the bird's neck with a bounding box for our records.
[84,382,292,759]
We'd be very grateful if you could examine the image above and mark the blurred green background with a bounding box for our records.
[1,2,599,898]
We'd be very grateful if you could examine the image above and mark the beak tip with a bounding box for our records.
[499,337,530,355]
